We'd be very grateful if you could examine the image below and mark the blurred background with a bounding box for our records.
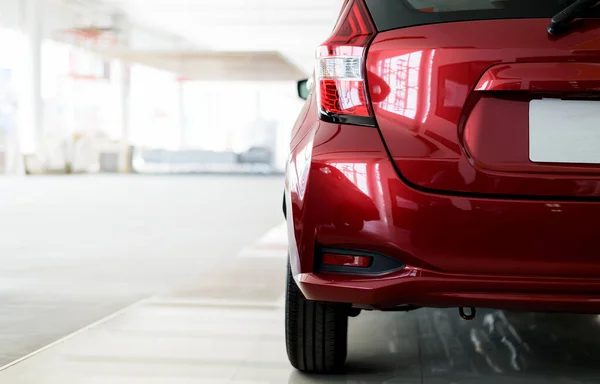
[0,0,341,175]
[1,1,600,383]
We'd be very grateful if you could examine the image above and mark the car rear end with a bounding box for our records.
[286,0,600,313]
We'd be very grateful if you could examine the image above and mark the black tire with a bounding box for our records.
[285,260,348,373]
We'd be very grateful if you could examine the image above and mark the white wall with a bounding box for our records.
[0,0,20,30]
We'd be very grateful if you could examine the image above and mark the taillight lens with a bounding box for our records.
[315,0,376,127]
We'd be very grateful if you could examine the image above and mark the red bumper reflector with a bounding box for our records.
[322,253,372,268]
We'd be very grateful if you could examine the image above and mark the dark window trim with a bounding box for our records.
[365,0,600,32]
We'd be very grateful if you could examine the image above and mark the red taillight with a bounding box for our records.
[322,253,372,268]
[315,0,376,126]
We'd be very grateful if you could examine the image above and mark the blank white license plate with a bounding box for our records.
[529,99,600,164]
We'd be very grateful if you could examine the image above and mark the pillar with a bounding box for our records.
[117,60,131,142]
[8,0,43,175]
[113,13,132,172]
[26,0,43,149]
[116,59,132,172]
[178,80,185,149]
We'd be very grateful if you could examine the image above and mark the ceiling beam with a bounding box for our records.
[103,50,307,81]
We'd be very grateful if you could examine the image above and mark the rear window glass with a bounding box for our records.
[405,0,573,13]
[365,0,600,31]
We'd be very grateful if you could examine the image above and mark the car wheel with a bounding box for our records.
[285,260,348,373]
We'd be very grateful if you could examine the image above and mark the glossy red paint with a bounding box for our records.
[366,18,600,198]
[285,119,600,312]
[298,269,600,313]
[474,62,600,92]
[285,11,600,313]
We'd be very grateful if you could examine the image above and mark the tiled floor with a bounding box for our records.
[0,253,291,384]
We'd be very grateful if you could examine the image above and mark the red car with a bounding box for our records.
[284,0,600,374]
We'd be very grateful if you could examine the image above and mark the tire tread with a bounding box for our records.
[285,261,348,373]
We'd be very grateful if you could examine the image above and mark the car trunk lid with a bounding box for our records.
[365,10,600,197]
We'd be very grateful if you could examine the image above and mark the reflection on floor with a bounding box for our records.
[294,309,600,384]
[1,221,600,383]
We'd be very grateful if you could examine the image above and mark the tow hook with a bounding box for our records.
[459,307,476,321]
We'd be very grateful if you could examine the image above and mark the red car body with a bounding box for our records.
[285,0,600,314]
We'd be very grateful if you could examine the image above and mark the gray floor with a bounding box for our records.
[0,174,284,366]
[1,174,600,383]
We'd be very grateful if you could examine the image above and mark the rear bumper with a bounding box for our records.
[285,120,600,313]
[298,269,600,313]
